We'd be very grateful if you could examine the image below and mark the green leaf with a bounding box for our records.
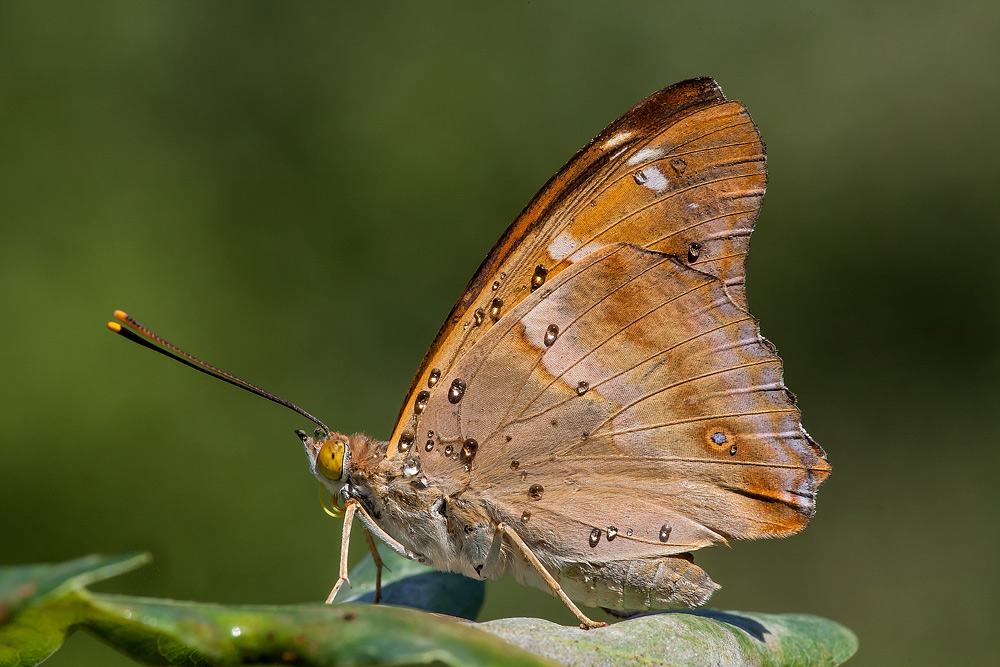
[0,554,857,666]
[80,594,556,666]
[0,553,149,666]
[479,610,858,667]
[0,554,551,667]
[0,553,148,611]
[332,547,486,620]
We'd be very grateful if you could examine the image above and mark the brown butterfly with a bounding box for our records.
[110,77,830,629]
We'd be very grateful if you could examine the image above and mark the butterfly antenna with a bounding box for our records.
[107,309,330,436]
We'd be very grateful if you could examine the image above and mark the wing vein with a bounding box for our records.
[601,408,800,438]
[549,172,766,274]
[557,357,779,453]
[509,286,752,426]
[499,249,678,428]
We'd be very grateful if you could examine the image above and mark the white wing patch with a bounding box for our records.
[547,231,579,261]
[639,165,670,192]
[627,147,665,166]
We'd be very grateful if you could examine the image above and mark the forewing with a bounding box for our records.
[417,243,829,563]
[389,78,767,451]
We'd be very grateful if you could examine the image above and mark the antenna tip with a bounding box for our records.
[107,321,122,333]
[113,309,129,322]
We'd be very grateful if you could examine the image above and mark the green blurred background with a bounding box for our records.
[1,2,996,665]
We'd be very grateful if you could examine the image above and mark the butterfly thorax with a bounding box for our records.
[327,433,500,581]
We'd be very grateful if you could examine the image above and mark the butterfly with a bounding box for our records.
[110,77,830,629]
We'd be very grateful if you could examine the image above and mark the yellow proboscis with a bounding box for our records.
[318,483,345,518]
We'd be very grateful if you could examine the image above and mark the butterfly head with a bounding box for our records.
[297,428,352,492]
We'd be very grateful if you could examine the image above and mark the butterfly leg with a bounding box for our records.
[363,528,384,604]
[325,497,426,604]
[348,498,426,564]
[496,522,607,629]
[325,498,358,603]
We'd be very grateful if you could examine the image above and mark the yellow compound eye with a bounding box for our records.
[317,439,346,480]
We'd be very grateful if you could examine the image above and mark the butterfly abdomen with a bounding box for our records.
[513,552,719,612]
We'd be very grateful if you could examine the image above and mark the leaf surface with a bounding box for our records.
[0,554,856,666]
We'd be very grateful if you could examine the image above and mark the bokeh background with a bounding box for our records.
[2,2,997,665]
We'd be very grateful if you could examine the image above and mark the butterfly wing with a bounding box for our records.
[419,242,828,553]
[381,78,828,600]
[390,77,767,450]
